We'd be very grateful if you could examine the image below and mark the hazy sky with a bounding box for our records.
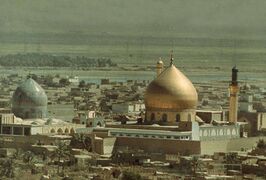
[1,0,266,38]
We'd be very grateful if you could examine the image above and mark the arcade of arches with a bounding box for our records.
[146,111,195,124]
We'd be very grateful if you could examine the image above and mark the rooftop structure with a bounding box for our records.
[0,113,84,136]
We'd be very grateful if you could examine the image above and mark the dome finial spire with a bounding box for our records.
[170,50,174,65]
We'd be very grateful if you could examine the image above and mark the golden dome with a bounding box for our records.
[145,64,198,111]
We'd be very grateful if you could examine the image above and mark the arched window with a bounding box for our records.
[50,129,55,133]
[176,114,180,122]
[57,128,63,135]
[162,114,167,122]
[97,122,102,127]
[151,113,155,121]
[188,114,192,121]
[70,128,75,134]
[65,128,69,134]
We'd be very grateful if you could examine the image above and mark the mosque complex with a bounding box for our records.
[0,76,84,137]
[0,53,264,156]
[84,55,248,155]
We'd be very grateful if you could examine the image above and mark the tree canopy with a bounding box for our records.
[0,53,117,67]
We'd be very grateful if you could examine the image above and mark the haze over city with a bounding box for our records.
[0,1,265,179]
[1,0,266,66]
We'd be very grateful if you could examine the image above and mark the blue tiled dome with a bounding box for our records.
[11,78,48,119]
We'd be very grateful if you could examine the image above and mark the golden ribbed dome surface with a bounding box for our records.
[145,64,198,110]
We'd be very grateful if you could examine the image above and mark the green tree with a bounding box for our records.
[51,142,72,174]
[78,80,86,88]
[0,158,15,178]
[225,153,238,164]
[43,75,55,87]
[225,152,240,172]
[59,78,70,87]
[257,139,266,149]
[27,73,38,82]
[122,171,143,180]
[23,151,34,164]
[191,156,200,175]
[70,134,92,152]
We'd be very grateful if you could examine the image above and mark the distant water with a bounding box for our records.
[0,67,265,88]
[80,70,266,88]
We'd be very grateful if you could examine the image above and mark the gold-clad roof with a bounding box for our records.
[145,64,198,111]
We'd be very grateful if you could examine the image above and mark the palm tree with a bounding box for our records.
[23,151,34,164]
[0,158,15,178]
[225,152,240,173]
[51,142,72,174]
[225,152,238,164]
[191,156,200,175]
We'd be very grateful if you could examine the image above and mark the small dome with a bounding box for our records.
[157,60,163,65]
[145,64,198,111]
[12,78,47,107]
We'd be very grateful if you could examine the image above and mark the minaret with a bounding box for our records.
[156,58,164,76]
[229,66,239,123]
